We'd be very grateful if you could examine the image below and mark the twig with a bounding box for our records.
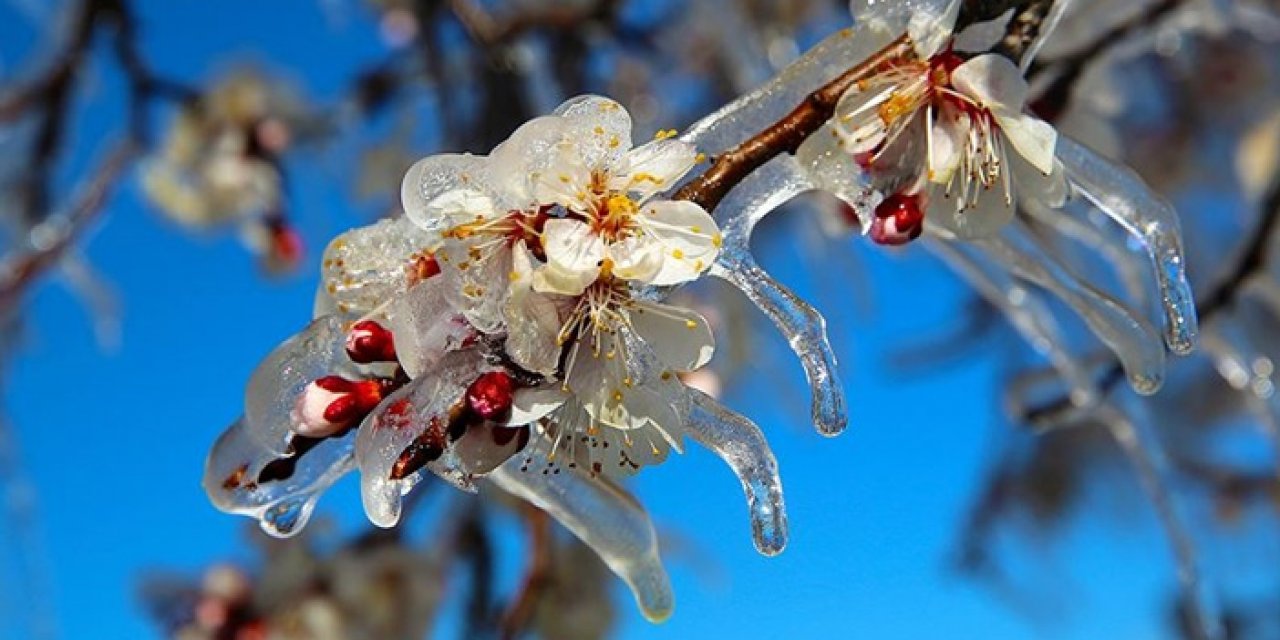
[1028,0,1183,121]
[992,0,1055,64]
[498,504,553,640]
[0,142,139,313]
[449,0,621,46]
[673,33,914,212]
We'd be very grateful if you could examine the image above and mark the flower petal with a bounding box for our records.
[386,277,476,379]
[925,181,1014,239]
[489,115,572,204]
[321,217,435,316]
[609,139,698,199]
[535,218,604,295]
[504,244,567,376]
[401,154,493,236]
[507,386,570,426]
[629,300,715,372]
[635,200,721,286]
[996,110,1058,176]
[951,54,1031,112]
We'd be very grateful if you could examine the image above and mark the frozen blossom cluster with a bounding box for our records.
[204,0,1210,624]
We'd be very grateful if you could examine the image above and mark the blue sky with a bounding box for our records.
[0,2,1189,638]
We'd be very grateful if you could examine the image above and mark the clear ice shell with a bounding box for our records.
[686,390,788,556]
[1021,195,1150,309]
[203,419,356,538]
[707,158,848,436]
[488,444,675,623]
[1056,136,1199,356]
[385,277,475,379]
[355,351,492,527]
[244,315,353,456]
[400,153,491,237]
[321,217,435,316]
[680,24,895,157]
[972,221,1166,395]
[926,239,1097,407]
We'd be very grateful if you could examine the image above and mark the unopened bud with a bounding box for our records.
[465,371,515,421]
[870,192,924,246]
[292,375,389,437]
[345,320,398,363]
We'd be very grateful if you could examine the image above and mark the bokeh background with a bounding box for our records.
[2,1,1275,638]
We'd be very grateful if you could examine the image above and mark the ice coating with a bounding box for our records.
[203,419,356,538]
[489,443,675,623]
[1098,403,1223,640]
[708,158,848,436]
[400,153,492,238]
[850,0,958,57]
[686,390,788,556]
[927,239,1097,406]
[1021,195,1150,308]
[385,278,474,379]
[355,351,485,527]
[321,217,435,316]
[1056,136,1199,356]
[680,24,894,157]
[973,222,1166,395]
[795,124,879,229]
[244,315,353,455]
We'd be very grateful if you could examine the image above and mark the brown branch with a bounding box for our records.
[0,141,139,314]
[1028,0,1183,121]
[498,504,553,640]
[992,0,1055,64]
[673,33,914,212]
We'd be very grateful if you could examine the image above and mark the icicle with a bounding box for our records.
[1056,136,1199,355]
[489,445,675,622]
[243,315,354,456]
[972,221,1166,395]
[707,158,848,435]
[1021,195,1150,310]
[203,419,356,538]
[686,390,788,556]
[927,239,1097,407]
[1097,402,1223,640]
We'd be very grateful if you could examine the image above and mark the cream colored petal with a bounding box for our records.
[506,386,570,426]
[606,236,664,283]
[635,200,722,286]
[531,141,594,212]
[996,110,1058,176]
[628,300,715,372]
[534,218,604,295]
[951,54,1031,112]
[926,182,1014,239]
[608,139,699,199]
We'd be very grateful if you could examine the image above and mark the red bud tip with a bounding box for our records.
[870,192,925,246]
[465,371,516,421]
[293,375,392,437]
[346,320,398,363]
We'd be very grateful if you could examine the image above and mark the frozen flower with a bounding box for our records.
[207,95,794,625]
[832,23,1064,240]
[141,72,305,271]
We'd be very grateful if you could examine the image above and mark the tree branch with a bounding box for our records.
[673,33,914,212]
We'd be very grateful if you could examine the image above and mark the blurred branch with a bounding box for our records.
[1028,0,1184,121]
[499,504,552,640]
[992,0,1055,64]
[0,141,139,313]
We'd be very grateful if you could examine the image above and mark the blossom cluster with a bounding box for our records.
[204,0,1204,624]
[205,95,786,621]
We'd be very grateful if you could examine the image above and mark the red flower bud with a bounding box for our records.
[292,375,391,437]
[465,371,515,421]
[870,192,924,246]
[345,320,398,363]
